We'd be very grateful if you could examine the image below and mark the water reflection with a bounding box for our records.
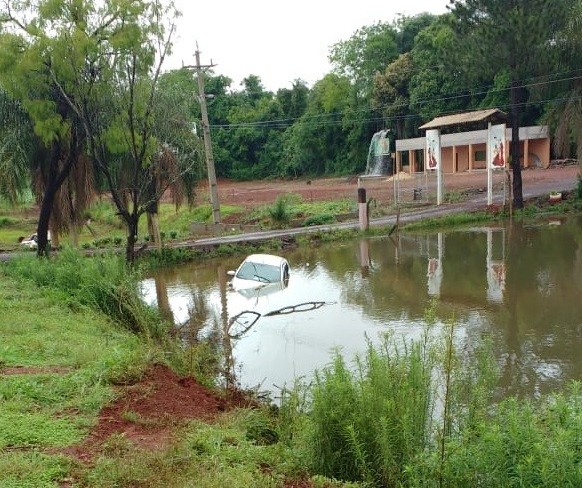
[427,233,444,297]
[142,216,582,399]
[486,228,506,303]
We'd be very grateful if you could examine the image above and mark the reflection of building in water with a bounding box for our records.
[427,233,444,297]
[486,228,506,303]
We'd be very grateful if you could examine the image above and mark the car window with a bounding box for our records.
[236,262,281,283]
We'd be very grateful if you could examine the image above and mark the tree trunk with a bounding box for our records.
[147,212,162,251]
[125,214,139,264]
[125,222,137,265]
[36,141,62,257]
[50,226,59,249]
[510,80,524,209]
[37,186,57,257]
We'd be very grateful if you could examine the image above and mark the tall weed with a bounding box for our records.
[281,314,579,488]
[288,333,436,486]
[268,194,293,227]
[4,248,167,340]
[408,382,581,487]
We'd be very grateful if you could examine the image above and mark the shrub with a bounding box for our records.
[268,195,292,227]
[282,333,437,486]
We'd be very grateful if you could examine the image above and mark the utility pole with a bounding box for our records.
[190,45,221,225]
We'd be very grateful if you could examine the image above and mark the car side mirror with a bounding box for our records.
[227,270,235,276]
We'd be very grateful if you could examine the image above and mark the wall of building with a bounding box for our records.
[394,126,550,174]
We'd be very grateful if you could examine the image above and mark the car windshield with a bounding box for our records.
[236,262,281,283]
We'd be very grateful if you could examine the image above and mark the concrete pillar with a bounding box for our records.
[410,150,415,173]
[358,188,368,231]
[523,138,530,168]
[396,151,402,175]
[469,144,474,172]
[453,145,457,173]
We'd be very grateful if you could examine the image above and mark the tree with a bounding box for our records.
[393,12,437,54]
[1,0,202,262]
[449,0,574,208]
[329,23,399,96]
[281,74,356,177]
[409,15,474,123]
[373,53,414,140]
[549,0,582,172]
[276,79,309,121]
[0,88,36,205]
[0,0,92,255]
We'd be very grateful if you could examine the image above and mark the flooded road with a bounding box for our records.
[142,216,582,398]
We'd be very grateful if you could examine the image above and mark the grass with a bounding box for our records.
[0,452,72,488]
[0,200,245,250]
[0,257,170,487]
[244,193,355,228]
[0,195,353,251]
[77,408,358,488]
[3,248,169,339]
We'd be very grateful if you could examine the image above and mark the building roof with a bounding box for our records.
[418,109,508,130]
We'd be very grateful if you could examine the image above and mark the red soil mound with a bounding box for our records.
[67,364,251,461]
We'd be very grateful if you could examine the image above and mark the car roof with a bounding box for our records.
[243,254,288,266]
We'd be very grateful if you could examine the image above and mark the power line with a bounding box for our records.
[209,72,582,131]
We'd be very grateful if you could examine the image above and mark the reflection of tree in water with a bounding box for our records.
[170,286,225,385]
[182,289,211,342]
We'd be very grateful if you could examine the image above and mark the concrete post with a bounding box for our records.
[358,188,368,231]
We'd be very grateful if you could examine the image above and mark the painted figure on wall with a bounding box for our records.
[426,129,441,171]
[489,124,507,169]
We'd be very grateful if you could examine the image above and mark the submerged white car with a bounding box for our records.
[228,254,290,291]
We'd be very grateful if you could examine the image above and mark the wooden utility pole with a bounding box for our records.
[193,46,221,225]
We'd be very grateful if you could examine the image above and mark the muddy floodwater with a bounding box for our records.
[143,216,582,399]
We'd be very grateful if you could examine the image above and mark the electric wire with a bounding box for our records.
[209,71,582,131]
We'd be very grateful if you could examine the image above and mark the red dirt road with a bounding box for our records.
[198,165,579,209]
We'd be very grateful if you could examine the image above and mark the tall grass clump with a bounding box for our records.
[408,381,582,487]
[268,194,293,227]
[283,333,436,486]
[5,248,167,340]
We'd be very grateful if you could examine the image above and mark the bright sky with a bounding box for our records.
[168,0,448,92]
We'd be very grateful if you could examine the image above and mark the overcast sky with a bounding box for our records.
[168,0,448,92]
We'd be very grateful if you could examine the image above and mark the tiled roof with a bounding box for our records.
[419,109,508,130]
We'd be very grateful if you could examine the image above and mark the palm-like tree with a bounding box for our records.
[1,88,96,248]
[0,89,34,205]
